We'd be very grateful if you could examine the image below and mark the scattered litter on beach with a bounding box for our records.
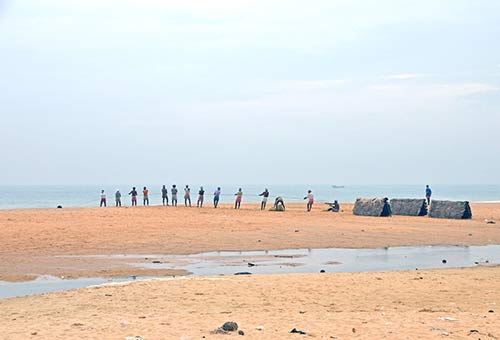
[485,219,496,224]
[222,321,238,331]
[213,321,240,334]
[438,317,457,321]
[255,326,264,331]
[290,328,306,335]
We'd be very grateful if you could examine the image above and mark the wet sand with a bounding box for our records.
[1,203,499,281]
[1,266,499,339]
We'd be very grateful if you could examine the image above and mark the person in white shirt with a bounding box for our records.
[304,190,314,212]
[100,190,107,207]
[184,185,191,207]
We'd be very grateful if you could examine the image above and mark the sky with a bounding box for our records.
[0,0,499,185]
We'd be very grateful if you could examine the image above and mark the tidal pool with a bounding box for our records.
[1,245,498,299]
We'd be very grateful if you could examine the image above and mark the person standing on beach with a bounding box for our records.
[197,186,205,208]
[143,187,149,206]
[161,185,169,206]
[100,190,107,207]
[213,187,221,208]
[425,185,432,205]
[259,188,270,210]
[234,188,243,209]
[115,190,121,207]
[184,185,191,207]
[304,190,314,212]
[129,187,138,206]
[171,185,178,206]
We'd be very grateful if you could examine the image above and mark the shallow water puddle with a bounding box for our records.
[1,245,499,299]
[0,275,144,299]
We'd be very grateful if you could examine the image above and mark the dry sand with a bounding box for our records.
[1,203,499,281]
[1,267,499,340]
[1,203,500,339]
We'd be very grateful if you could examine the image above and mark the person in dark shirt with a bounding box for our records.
[129,187,138,206]
[259,188,270,210]
[162,185,169,206]
[171,185,178,206]
[115,190,122,207]
[327,200,340,212]
[197,186,205,208]
[425,185,432,205]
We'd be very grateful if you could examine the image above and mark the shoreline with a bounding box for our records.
[1,199,499,212]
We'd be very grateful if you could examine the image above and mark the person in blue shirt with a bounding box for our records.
[425,185,432,205]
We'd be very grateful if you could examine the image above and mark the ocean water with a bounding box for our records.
[0,184,498,210]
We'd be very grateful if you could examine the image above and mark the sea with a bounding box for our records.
[0,184,498,210]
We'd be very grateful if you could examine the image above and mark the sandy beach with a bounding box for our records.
[1,203,500,339]
[1,203,499,281]
[1,266,499,339]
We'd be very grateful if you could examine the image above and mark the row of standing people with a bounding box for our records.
[100,186,315,211]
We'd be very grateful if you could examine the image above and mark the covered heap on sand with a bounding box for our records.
[353,198,391,217]
[429,200,472,219]
[391,198,428,216]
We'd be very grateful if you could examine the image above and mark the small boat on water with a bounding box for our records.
[331,185,345,189]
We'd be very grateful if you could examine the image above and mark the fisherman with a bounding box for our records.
[234,188,243,209]
[213,187,221,208]
[259,188,270,210]
[197,186,205,208]
[100,190,107,207]
[129,187,138,206]
[304,190,314,212]
[327,200,340,212]
[184,185,191,207]
[143,186,149,206]
[115,189,122,207]
[274,196,285,211]
[161,185,169,206]
[171,185,178,206]
[425,185,432,205]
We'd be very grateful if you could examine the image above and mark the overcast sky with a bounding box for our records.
[0,0,499,185]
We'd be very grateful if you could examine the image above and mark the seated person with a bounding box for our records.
[327,200,340,212]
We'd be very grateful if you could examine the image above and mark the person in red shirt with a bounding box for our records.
[143,187,149,206]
